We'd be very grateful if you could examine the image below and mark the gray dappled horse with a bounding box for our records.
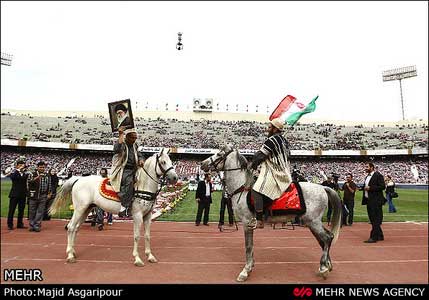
[49,148,178,266]
[201,144,342,282]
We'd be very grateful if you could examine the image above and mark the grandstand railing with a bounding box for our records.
[1,139,428,156]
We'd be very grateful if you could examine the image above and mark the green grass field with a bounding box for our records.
[2,180,428,222]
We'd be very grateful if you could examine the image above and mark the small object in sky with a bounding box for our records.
[176,32,183,50]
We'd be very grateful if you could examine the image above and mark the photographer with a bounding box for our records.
[6,160,29,230]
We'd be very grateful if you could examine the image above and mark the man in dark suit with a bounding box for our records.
[195,173,213,226]
[362,162,386,243]
[6,160,29,230]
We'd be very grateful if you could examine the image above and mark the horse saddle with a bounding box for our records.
[99,178,120,202]
[247,182,306,216]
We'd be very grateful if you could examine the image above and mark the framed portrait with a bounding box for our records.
[108,99,135,132]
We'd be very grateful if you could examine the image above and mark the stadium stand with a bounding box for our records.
[1,148,427,184]
[1,112,427,150]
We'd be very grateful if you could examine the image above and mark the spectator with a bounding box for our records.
[341,173,358,226]
[218,182,234,230]
[27,161,52,232]
[6,160,29,230]
[321,175,339,225]
[362,162,386,243]
[44,168,59,221]
[385,175,397,213]
[195,173,213,226]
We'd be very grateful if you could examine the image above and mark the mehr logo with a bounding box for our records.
[4,269,43,281]
[293,287,313,298]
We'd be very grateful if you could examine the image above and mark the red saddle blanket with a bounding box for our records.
[99,178,120,202]
[247,182,306,215]
[271,182,302,211]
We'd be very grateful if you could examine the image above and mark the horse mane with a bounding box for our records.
[235,151,256,188]
[237,152,248,170]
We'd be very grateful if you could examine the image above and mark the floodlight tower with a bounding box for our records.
[382,65,417,120]
[1,52,13,66]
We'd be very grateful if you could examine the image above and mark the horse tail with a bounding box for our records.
[323,186,342,245]
[49,177,79,216]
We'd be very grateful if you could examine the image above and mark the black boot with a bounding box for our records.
[118,206,132,218]
[256,211,264,229]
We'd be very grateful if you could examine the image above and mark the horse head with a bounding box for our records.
[155,148,178,184]
[201,143,247,173]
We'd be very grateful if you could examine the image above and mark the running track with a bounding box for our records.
[1,218,427,284]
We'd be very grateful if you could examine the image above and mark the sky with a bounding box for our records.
[1,1,428,122]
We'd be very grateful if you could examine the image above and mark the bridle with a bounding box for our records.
[138,153,175,200]
[208,149,243,172]
[142,153,174,185]
[206,148,252,201]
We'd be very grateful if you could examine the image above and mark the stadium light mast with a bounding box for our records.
[1,52,13,66]
[382,65,417,120]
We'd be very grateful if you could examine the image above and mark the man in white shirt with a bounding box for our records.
[362,162,386,243]
[195,173,213,226]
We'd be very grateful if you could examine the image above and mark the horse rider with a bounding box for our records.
[109,126,145,218]
[248,118,292,229]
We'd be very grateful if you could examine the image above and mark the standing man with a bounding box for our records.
[43,168,59,221]
[109,126,145,218]
[195,173,213,226]
[385,175,397,213]
[341,173,358,226]
[248,118,292,229]
[321,175,338,225]
[218,179,234,230]
[362,162,386,243]
[6,160,29,230]
[27,161,52,232]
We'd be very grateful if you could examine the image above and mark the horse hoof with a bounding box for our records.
[67,257,76,263]
[148,256,158,263]
[134,260,144,267]
[318,268,329,280]
[236,272,248,282]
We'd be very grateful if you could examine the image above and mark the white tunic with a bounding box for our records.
[253,133,292,199]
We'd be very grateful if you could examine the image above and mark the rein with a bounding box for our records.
[208,149,253,204]
[138,154,174,200]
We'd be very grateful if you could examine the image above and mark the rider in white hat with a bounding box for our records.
[248,117,292,229]
[109,126,145,218]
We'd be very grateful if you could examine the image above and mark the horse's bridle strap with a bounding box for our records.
[227,185,251,198]
[135,190,157,201]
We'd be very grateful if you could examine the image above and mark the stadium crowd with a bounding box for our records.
[1,149,427,184]
[1,113,427,150]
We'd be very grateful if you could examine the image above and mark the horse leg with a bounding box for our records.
[66,207,90,263]
[132,211,144,267]
[308,220,334,279]
[237,226,255,282]
[143,212,158,263]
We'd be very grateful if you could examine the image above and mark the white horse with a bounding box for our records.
[201,144,342,282]
[49,148,178,266]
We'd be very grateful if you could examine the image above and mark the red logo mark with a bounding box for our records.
[293,287,313,298]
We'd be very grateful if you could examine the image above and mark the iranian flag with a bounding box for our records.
[269,95,318,126]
